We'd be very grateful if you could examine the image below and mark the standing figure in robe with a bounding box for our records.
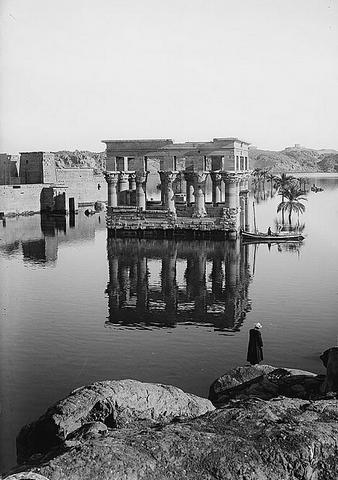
[247,323,263,365]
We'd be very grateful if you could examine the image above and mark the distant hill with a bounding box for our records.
[250,146,338,173]
[54,146,338,174]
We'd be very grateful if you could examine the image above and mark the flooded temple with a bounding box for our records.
[105,238,252,331]
[103,138,251,239]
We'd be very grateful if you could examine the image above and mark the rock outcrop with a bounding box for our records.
[16,379,214,463]
[320,347,338,393]
[6,397,338,480]
[6,359,338,480]
[209,364,324,405]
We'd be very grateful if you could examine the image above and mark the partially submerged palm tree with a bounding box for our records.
[274,173,297,222]
[277,185,307,225]
[274,173,297,193]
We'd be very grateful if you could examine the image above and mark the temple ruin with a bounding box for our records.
[103,137,251,239]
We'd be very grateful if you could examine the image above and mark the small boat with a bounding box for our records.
[311,185,323,192]
[241,231,304,242]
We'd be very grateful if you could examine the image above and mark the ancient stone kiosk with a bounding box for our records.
[102,137,251,239]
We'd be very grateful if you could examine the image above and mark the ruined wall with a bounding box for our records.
[0,154,20,185]
[0,184,43,215]
[55,169,107,205]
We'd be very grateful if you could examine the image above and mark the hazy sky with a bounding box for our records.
[0,0,337,153]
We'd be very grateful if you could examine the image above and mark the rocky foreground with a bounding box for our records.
[5,365,338,480]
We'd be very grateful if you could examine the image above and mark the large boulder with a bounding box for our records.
[6,397,338,480]
[320,347,338,393]
[209,364,323,405]
[16,379,214,463]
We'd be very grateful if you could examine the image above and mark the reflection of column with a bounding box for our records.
[184,172,195,205]
[210,172,222,205]
[185,251,207,312]
[136,256,148,312]
[194,251,207,313]
[135,172,148,210]
[192,172,207,218]
[118,172,129,192]
[118,262,130,306]
[159,171,177,214]
[129,263,137,295]
[211,256,223,297]
[161,244,177,315]
[109,256,120,310]
[104,172,119,207]
[128,173,136,191]
[226,240,240,287]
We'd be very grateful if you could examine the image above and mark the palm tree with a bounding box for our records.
[274,173,297,222]
[266,172,276,196]
[277,185,307,225]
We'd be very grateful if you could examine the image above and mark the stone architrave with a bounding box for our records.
[135,171,148,210]
[210,172,222,205]
[159,171,178,214]
[191,172,207,218]
[128,173,136,191]
[104,172,119,207]
[118,172,129,192]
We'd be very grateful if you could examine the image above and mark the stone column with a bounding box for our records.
[104,172,119,207]
[244,192,250,231]
[192,172,207,218]
[210,172,222,205]
[223,175,240,209]
[118,172,129,192]
[128,173,136,191]
[184,172,195,205]
[222,174,241,236]
[159,171,166,206]
[159,171,178,214]
[135,171,148,210]
[239,193,245,230]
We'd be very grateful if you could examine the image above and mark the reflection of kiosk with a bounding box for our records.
[106,238,252,331]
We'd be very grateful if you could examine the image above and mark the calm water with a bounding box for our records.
[1,175,338,472]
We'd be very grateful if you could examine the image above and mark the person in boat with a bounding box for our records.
[247,323,264,365]
[267,227,272,236]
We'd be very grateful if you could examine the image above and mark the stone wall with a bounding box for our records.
[0,154,20,185]
[0,184,43,215]
[55,169,107,205]
[20,152,57,184]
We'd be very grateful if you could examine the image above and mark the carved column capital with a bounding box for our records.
[159,171,178,184]
[210,171,223,183]
[135,171,148,184]
[119,172,129,182]
[184,171,208,185]
[221,173,240,185]
[104,171,119,185]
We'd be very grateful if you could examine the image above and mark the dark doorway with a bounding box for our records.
[69,197,75,214]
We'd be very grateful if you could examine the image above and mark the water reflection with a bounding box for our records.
[0,210,105,265]
[106,239,253,332]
